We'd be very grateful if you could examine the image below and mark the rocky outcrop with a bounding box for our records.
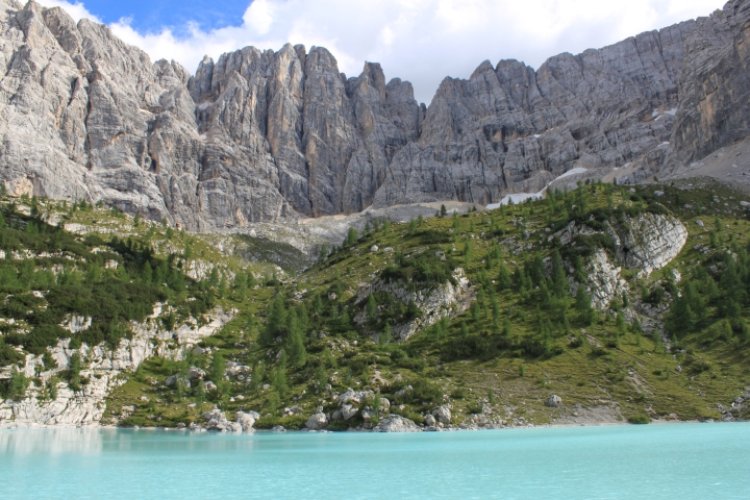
[586,250,629,310]
[545,395,563,408]
[195,408,257,432]
[431,405,452,425]
[305,411,328,430]
[0,306,235,426]
[329,388,375,423]
[372,414,420,433]
[558,213,686,309]
[357,268,473,341]
[306,389,394,429]
[0,1,748,226]
[612,213,688,278]
[719,387,750,421]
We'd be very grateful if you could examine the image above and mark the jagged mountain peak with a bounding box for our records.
[0,0,749,228]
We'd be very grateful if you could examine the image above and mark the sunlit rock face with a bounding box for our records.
[0,0,748,227]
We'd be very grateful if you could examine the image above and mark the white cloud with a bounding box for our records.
[36,0,726,103]
[243,0,275,35]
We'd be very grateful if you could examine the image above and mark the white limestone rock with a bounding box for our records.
[586,250,629,311]
[372,415,420,433]
[305,412,328,430]
[0,306,235,427]
[432,405,452,425]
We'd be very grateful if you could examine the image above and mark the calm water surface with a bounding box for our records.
[1,423,748,499]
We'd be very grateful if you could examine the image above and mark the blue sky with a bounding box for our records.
[39,0,726,103]
[76,0,250,33]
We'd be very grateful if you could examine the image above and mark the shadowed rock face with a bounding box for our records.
[0,0,747,228]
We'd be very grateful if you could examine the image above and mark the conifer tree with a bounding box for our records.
[285,309,307,368]
[497,261,512,291]
[210,351,227,396]
[68,353,82,391]
[575,287,594,326]
[271,351,289,398]
[550,250,568,297]
[502,316,512,339]
[345,227,358,247]
[367,294,378,324]
[262,293,287,346]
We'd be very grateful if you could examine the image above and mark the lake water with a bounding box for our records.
[1,423,748,499]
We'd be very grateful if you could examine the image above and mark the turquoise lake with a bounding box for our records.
[1,423,748,499]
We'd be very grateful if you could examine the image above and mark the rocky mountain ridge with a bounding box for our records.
[1,0,749,228]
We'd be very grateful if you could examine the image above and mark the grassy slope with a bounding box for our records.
[106,182,750,428]
[1,183,749,428]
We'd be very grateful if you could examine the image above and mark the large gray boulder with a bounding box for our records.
[432,405,452,425]
[373,415,420,433]
[235,411,257,433]
[202,408,241,432]
[305,412,328,430]
[546,395,563,408]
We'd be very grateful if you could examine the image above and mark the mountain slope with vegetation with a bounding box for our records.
[1,181,750,429]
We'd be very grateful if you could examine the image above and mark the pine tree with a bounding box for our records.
[550,250,568,297]
[366,294,378,324]
[527,255,545,289]
[285,310,307,368]
[261,293,287,346]
[573,256,586,284]
[451,322,464,342]
[271,351,289,398]
[8,367,29,401]
[497,261,512,290]
[667,281,705,337]
[502,316,512,339]
[491,297,501,331]
[310,294,325,323]
[345,227,358,247]
[210,351,227,396]
[143,261,153,283]
[251,361,266,391]
[68,353,82,392]
[380,323,393,345]
[575,287,594,326]
[297,303,310,334]
[233,272,248,297]
[464,239,473,266]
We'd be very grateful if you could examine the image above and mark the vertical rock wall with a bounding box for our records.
[0,0,748,227]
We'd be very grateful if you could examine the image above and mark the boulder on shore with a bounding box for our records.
[546,395,563,408]
[373,415,420,433]
[305,412,328,430]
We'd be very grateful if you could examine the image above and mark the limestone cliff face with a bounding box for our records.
[669,0,750,166]
[0,307,234,426]
[0,1,424,228]
[0,0,748,227]
[555,213,687,310]
[188,46,422,219]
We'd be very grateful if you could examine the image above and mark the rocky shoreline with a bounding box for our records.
[5,385,748,433]
[2,414,742,434]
